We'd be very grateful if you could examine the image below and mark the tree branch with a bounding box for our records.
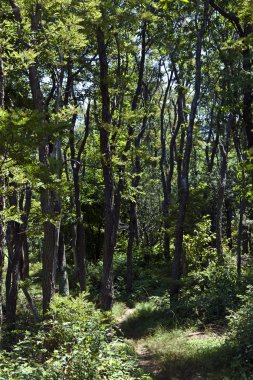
[209,0,244,37]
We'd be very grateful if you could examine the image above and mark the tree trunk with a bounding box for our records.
[171,1,209,298]
[97,21,117,311]
[216,115,232,262]
[5,184,20,326]
[0,179,4,330]
[126,201,137,293]
[237,199,246,276]
[57,230,69,296]
[225,199,233,250]
[68,95,90,291]
[125,23,147,291]
[209,1,252,152]
[8,1,63,314]
[75,221,86,291]
[42,219,60,314]
[242,29,253,152]
[5,185,32,325]
[160,75,172,261]
[0,50,5,330]
[72,164,86,291]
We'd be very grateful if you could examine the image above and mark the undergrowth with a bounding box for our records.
[0,294,149,380]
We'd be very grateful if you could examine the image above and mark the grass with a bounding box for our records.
[144,327,233,379]
[117,300,248,380]
[112,301,128,320]
[120,300,175,339]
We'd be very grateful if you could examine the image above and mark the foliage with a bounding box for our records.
[179,257,240,323]
[183,216,216,270]
[0,294,146,379]
[226,286,253,371]
[144,327,231,380]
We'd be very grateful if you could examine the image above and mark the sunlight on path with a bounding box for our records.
[116,305,227,380]
[135,339,163,379]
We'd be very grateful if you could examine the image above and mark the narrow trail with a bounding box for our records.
[117,307,163,379]
[135,339,163,379]
[117,307,224,380]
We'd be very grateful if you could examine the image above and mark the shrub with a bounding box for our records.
[0,294,148,379]
[227,285,253,369]
[178,257,239,324]
[183,216,216,270]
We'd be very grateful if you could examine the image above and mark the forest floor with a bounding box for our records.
[115,303,230,380]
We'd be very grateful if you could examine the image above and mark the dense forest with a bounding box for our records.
[0,0,252,378]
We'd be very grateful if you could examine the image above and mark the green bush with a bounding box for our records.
[0,294,148,379]
[178,258,239,324]
[227,285,253,369]
[183,216,216,270]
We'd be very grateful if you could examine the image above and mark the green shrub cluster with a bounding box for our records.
[0,294,147,380]
[178,258,240,324]
[227,285,253,372]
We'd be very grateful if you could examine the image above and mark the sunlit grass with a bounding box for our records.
[119,299,247,380]
[112,301,128,320]
[144,327,230,379]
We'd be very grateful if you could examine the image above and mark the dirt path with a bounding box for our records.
[135,339,163,379]
[116,307,223,380]
[117,307,163,379]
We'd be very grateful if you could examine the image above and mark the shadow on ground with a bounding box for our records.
[120,304,175,339]
[119,304,239,380]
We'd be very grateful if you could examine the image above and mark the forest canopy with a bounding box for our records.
[0,0,252,379]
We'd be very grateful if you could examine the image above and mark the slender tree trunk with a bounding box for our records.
[164,78,185,262]
[125,23,147,291]
[209,1,252,152]
[171,1,209,298]
[72,165,86,291]
[69,96,90,291]
[216,115,232,262]
[0,179,4,330]
[225,199,233,250]
[97,21,117,311]
[5,184,20,325]
[8,1,63,314]
[237,199,246,276]
[70,152,87,291]
[18,187,39,322]
[21,236,29,280]
[0,50,5,330]
[5,184,31,325]
[126,201,137,293]
[57,230,69,296]
[242,30,253,152]
[160,76,172,261]
[42,218,60,314]
[0,48,4,108]
[232,122,247,275]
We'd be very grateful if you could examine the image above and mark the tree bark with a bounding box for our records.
[161,65,185,262]
[57,230,69,296]
[237,199,246,276]
[0,50,4,330]
[225,199,233,250]
[69,101,90,291]
[5,184,20,325]
[8,1,63,314]
[97,20,116,311]
[125,22,147,293]
[126,201,137,293]
[210,1,253,151]
[216,116,232,262]
[160,72,172,261]
[5,184,31,325]
[0,178,4,330]
[171,1,209,298]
